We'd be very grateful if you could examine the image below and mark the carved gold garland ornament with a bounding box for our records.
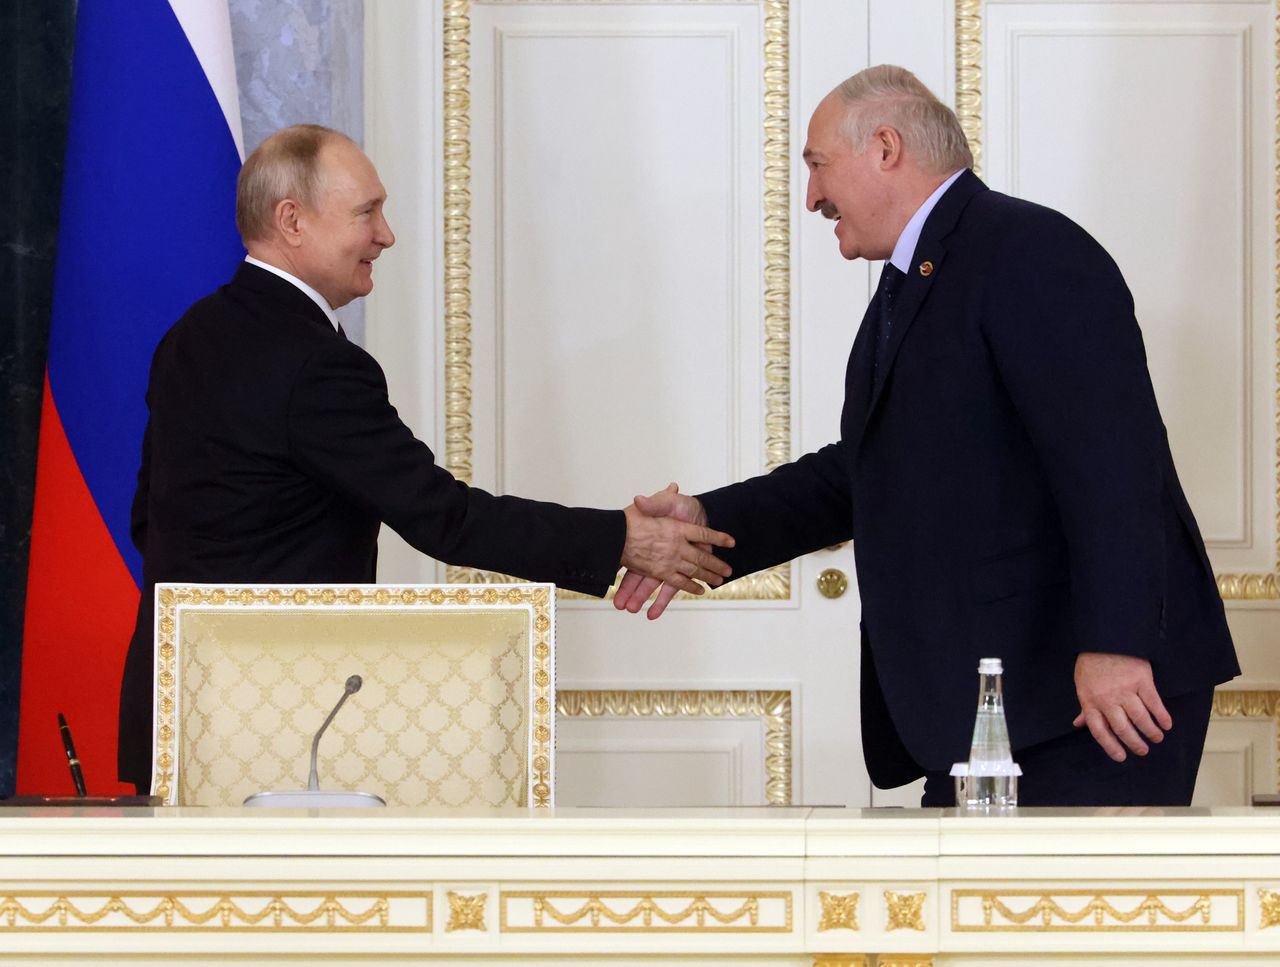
[957,0,1280,598]
[951,889,1245,932]
[817,890,860,932]
[0,892,430,933]
[1261,889,1280,929]
[884,891,927,932]
[555,688,792,805]
[500,890,792,933]
[446,891,488,932]
[443,0,792,602]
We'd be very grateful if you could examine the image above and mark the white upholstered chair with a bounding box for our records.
[150,584,555,808]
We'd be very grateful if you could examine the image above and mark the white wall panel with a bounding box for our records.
[557,718,764,806]
[1195,715,1277,805]
[469,5,763,505]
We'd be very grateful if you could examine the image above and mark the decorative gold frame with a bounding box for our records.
[950,888,1245,933]
[555,689,792,805]
[954,1,1280,599]
[0,891,432,933]
[151,584,555,807]
[443,0,792,602]
[499,890,793,933]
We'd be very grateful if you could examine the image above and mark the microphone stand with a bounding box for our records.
[243,674,385,808]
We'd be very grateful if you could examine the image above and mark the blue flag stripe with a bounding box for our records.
[46,0,244,586]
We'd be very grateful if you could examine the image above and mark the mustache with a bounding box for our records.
[819,202,839,220]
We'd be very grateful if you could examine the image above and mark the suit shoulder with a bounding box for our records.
[968,189,1119,275]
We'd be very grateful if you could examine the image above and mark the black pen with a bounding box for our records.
[57,712,87,797]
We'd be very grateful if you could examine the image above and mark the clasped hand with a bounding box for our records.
[616,483,710,618]
[621,483,731,601]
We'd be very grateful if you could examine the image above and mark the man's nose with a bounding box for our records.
[805,178,821,213]
[376,213,395,248]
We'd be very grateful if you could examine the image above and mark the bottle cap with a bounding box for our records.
[978,657,1003,675]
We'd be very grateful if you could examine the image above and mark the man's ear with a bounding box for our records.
[275,198,304,248]
[874,126,904,169]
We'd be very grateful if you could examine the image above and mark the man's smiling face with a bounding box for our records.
[803,92,896,262]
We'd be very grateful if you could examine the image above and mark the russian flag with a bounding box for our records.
[18,0,244,794]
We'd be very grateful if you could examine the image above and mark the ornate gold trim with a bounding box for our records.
[1211,689,1280,791]
[877,958,934,967]
[556,689,792,805]
[812,958,869,967]
[817,891,859,931]
[152,584,554,808]
[1261,888,1280,929]
[446,891,487,932]
[443,0,473,487]
[500,890,792,933]
[958,1,1280,597]
[954,0,983,179]
[0,891,430,933]
[951,889,1245,932]
[884,891,926,932]
[444,0,792,602]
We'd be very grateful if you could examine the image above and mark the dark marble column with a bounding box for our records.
[0,1,76,798]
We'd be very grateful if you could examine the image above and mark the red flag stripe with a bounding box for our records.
[19,376,137,795]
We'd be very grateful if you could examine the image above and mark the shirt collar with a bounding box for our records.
[244,256,340,332]
[888,169,967,274]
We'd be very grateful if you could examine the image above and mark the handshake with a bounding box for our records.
[618,483,717,621]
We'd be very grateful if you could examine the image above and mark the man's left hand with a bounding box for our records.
[1072,652,1172,761]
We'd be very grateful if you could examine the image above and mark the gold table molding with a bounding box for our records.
[0,808,1279,962]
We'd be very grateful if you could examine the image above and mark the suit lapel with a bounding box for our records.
[841,297,878,452]
[862,170,988,422]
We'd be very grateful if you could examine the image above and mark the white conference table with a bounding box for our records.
[0,805,1277,965]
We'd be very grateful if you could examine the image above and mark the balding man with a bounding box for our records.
[616,66,1238,806]
[118,125,733,790]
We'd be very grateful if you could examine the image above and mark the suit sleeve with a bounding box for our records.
[698,442,854,580]
[981,213,1167,658]
[285,342,625,596]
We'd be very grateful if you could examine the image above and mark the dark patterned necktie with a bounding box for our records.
[871,262,906,395]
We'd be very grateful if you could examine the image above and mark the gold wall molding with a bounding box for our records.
[443,0,792,603]
[818,890,860,931]
[500,890,792,932]
[1211,689,1280,791]
[954,0,983,178]
[1261,888,1280,929]
[812,957,868,967]
[0,891,430,933]
[951,889,1244,932]
[152,584,554,808]
[884,891,927,932]
[876,958,934,967]
[446,891,487,932]
[556,688,792,805]
[957,1,1280,599]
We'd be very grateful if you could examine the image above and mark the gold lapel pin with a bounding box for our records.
[918,260,934,277]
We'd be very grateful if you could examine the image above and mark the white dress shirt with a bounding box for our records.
[888,168,966,274]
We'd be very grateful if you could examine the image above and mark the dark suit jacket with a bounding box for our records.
[119,262,625,786]
[699,171,1238,788]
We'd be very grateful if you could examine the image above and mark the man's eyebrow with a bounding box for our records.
[802,147,819,161]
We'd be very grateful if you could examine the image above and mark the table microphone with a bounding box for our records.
[243,673,385,808]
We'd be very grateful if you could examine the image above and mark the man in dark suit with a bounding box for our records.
[614,66,1238,806]
[120,124,735,790]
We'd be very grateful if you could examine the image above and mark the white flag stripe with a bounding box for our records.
[167,0,244,159]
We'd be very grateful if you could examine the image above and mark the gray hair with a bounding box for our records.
[835,65,973,174]
[235,124,353,243]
